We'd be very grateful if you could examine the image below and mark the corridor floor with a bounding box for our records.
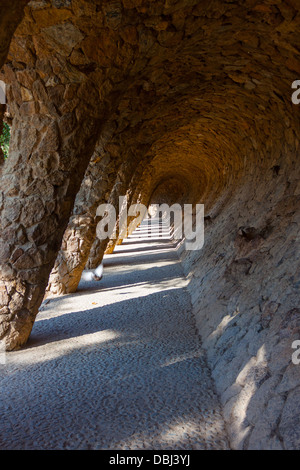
[0,219,229,450]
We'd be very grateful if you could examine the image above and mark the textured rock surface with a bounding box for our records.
[0,59,104,349]
[179,150,300,449]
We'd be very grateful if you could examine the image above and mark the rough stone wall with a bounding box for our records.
[0,58,104,349]
[179,128,300,449]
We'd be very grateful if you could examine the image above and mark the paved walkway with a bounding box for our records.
[0,219,229,450]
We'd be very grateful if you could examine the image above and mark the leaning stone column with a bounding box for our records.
[46,129,122,296]
[0,63,103,350]
[86,158,139,268]
[104,160,150,253]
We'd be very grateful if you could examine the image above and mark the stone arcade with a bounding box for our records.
[0,0,300,450]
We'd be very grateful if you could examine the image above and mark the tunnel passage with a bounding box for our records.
[150,177,189,205]
[0,0,300,450]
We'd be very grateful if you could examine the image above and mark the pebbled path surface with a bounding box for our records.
[0,220,229,450]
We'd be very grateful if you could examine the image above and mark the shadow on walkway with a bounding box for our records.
[0,220,229,450]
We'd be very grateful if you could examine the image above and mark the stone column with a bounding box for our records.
[83,171,129,269]
[103,161,150,253]
[0,63,103,350]
[46,130,122,296]
[86,158,140,267]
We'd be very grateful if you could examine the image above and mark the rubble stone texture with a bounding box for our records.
[0,0,300,450]
[46,124,122,295]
